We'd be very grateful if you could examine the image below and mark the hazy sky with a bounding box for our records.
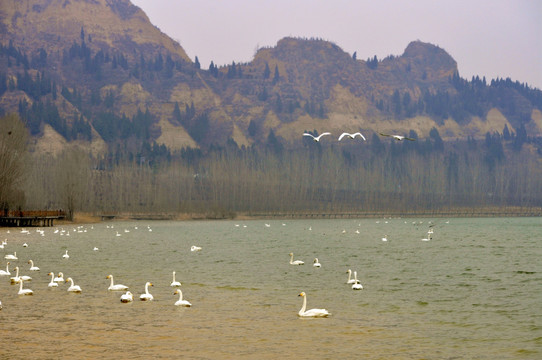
[131,0,542,89]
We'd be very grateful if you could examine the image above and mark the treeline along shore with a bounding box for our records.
[17,128,540,222]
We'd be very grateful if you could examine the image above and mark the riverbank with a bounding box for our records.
[61,205,541,225]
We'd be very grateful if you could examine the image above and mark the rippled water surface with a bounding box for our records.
[1,217,541,359]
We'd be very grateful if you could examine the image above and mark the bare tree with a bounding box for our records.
[54,148,90,220]
[0,114,29,211]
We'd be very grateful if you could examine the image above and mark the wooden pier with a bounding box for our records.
[0,210,66,227]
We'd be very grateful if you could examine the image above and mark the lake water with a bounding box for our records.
[1,217,541,359]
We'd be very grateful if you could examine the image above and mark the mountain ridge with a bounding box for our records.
[1,0,541,155]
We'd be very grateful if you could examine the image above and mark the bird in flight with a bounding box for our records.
[379,133,416,141]
[338,132,366,141]
[303,132,331,142]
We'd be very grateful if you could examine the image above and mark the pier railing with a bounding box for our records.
[0,210,66,227]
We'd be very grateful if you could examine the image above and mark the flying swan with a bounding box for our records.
[297,292,330,317]
[303,132,331,142]
[140,282,154,301]
[338,132,366,141]
[173,289,192,307]
[106,275,129,291]
[379,133,416,141]
[289,253,304,265]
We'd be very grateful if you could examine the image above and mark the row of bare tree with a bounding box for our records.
[20,140,542,219]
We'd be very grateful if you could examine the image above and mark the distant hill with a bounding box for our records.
[1,0,541,156]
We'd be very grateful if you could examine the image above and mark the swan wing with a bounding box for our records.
[300,308,330,317]
[303,133,316,140]
[338,133,349,141]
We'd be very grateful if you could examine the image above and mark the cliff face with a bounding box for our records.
[0,0,540,155]
[0,0,191,63]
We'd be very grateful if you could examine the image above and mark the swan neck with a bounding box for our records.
[300,295,307,314]
[178,290,183,301]
[109,276,114,286]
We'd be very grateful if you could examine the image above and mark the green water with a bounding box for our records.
[1,217,540,359]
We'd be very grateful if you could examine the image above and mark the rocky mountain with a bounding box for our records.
[1,0,541,156]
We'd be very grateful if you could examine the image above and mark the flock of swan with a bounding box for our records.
[302,131,416,142]
[0,225,196,309]
[1,218,438,317]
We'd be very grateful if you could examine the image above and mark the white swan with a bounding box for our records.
[10,266,31,284]
[173,289,192,307]
[352,271,363,290]
[381,235,388,242]
[106,275,129,291]
[140,282,154,301]
[313,258,321,267]
[62,250,69,259]
[93,247,99,251]
[289,253,304,265]
[4,252,17,260]
[421,232,432,241]
[47,272,58,287]
[379,132,416,141]
[338,132,366,141]
[346,269,356,284]
[297,292,329,317]
[54,272,65,282]
[65,277,82,293]
[28,260,40,271]
[191,245,202,252]
[120,291,134,303]
[303,132,331,142]
[18,279,33,296]
[170,271,181,287]
[0,262,10,276]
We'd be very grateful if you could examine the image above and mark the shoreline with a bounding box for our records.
[64,206,541,224]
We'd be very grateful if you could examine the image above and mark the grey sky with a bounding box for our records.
[131,0,542,89]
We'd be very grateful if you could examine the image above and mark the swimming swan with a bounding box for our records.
[352,271,363,290]
[18,279,33,296]
[313,258,321,267]
[170,271,181,287]
[47,272,58,287]
[191,245,202,252]
[28,260,40,271]
[140,282,154,301]
[65,277,82,293]
[4,252,17,260]
[54,272,65,282]
[62,250,69,259]
[297,292,329,317]
[0,262,10,276]
[10,266,31,284]
[346,269,356,284]
[106,275,129,291]
[120,291,133,303]
[173,289,192,307]
[289,253,304,265]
